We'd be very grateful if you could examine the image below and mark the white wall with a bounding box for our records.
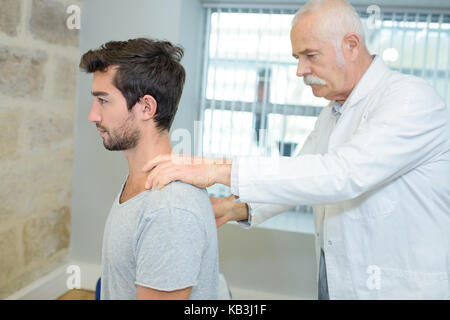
[71,0,317,298]
[218,224,317,299]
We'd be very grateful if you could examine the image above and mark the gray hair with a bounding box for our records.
[292,0,366,65]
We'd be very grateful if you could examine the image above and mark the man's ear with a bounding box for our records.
[342,32,361,62]
[139,94,157,121]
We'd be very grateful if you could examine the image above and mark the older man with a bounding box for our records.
[143,0,450,299]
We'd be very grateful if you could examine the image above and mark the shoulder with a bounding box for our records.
[372,70,447,120]
[160,181,211,210]
[384,70,444,106]
[134,183,215,248]
[140,181,213,222]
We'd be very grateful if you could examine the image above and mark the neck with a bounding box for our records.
[122,129,172,186]
[337,52,374,105]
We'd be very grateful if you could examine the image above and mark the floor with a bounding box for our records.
[57,289,96,300]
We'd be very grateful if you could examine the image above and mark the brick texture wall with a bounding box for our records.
[0,0,80,298]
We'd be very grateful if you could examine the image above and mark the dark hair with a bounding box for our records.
[79,38,186,131]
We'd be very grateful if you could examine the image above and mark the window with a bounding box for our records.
[199,4,450,233]
[362,10,450,103]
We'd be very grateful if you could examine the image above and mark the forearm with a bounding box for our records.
[211,163,232,187]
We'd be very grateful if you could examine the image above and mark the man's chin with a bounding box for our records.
[102,137,119,151]
[310,85,328,97]
[103,142,115,151]
[103,138,138,151]
[103,143,123,151]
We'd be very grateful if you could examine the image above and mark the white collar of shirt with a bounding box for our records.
[331,101,343,118]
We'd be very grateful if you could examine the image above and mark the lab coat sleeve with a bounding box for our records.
[237,116,321,227]
[236,81,449,206]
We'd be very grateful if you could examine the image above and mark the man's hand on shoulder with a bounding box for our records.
[142,154,232,190]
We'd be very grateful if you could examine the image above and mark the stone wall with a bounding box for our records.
[0,0,80,298]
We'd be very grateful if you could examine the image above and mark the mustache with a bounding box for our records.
[303,75,327,86]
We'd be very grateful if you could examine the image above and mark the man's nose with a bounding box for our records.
[88,101,101,123]
[296,57,311,77]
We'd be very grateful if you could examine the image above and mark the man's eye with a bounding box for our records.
[98,98,107,105]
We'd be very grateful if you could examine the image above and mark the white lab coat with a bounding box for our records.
[233,56,450,299]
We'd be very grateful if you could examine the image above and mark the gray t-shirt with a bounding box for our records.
[100,179,219,300]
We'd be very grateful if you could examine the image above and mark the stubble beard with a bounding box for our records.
[101,115,140,151]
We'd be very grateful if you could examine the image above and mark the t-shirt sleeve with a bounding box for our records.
[134,207,205,292]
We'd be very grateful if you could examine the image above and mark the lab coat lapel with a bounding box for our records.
[327,56,389,152]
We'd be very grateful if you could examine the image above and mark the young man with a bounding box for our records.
[79,38,218,300]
